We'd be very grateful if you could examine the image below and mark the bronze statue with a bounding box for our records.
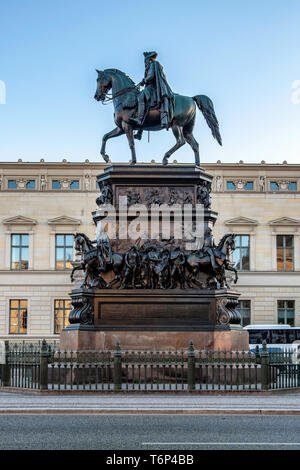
[96,182,113,206]
[70,233,107,289]
[186,233,238,289]
[94,52,222,166]
[71,230,238,291]
[71,233,124,289]
[121,245,140,289]
[197,181,211,208]
[130,51,174,131]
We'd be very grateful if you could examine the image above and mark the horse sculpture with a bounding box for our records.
[94,68,222,166]
[71,233,124,289]
[186,233,238,289]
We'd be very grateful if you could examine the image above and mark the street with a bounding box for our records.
[0,414,300,450]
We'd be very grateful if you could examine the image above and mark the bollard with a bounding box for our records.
[187,340,196,391]
[114,341,122,391]
[261,340,270,390]
[39,339,49,390]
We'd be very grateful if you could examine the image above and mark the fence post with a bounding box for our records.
[2,341,10,387]
[188,340,196,391]
[114,341,122,391]
[261,340,270,390]
[39,339,49,391]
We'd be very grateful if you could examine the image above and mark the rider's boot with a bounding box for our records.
[160,112,168,129]
[134,129,143,140]
[130,102,145,127]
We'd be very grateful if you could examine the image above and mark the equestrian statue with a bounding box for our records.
[94,51,222,166]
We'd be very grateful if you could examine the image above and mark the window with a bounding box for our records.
[278,300,295,326]
[270,182,279,191]
[232,235,250,271]
[70,180,79,190]
[226,181,236,190]
[244,182,253,191]
[52,180,61,189]
[288,182,297,191]
[11,234,29,270]
[277,235,294,271]
[54,299,72,334]
[55,234,74,270]
[8,180,17,189]
[237,300,251,326]
[9,300,28,334]
[26,180,35,189]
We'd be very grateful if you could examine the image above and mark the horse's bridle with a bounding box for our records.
[98,82,140,104]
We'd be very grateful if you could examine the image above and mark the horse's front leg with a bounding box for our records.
[225,262,239,284]
[100,126,125,163]
[122,122,137,165]
[70,263,83,282]
[162,124,185,165]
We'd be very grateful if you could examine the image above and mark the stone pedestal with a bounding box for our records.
[62,163,248,352]
[60,287,249,351]
[60,327,249,351]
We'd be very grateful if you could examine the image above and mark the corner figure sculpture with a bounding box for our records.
[94,51,222,166]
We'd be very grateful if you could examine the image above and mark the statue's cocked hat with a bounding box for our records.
[143,51,158,60]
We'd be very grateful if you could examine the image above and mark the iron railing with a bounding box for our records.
[0,339,299,391]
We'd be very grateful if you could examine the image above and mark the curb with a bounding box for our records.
[1,387,300,395]
[0,409,299,415]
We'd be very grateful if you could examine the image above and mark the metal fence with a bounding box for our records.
[0,340,299,391]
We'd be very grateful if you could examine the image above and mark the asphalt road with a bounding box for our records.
[0,414,300,450]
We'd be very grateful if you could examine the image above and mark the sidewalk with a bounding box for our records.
[1,391,300,414]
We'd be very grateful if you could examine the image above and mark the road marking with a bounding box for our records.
[142,442,300,446]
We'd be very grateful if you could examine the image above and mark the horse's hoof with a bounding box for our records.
[162,157,168,166]
[130,160,136,166]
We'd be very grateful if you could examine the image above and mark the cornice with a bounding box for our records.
[0,161,300,170]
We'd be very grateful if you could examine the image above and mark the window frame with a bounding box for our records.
[26,180,36,189]
[54,299,72,334]
[52,180,61,190]
[8,180,17,189]
[277,300,295,326]
[9,299,28,334]
[55,234,74,270]
[70,180,80,190]
[276,234,294,271]
[10,233,29,271]
[232,234,250,271]
[237,299,251,326]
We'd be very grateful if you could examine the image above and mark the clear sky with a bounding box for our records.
[0,0,300,164]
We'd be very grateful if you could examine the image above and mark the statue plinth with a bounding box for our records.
[61,164,249,351]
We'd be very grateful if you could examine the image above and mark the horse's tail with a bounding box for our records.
[193,95,222,146]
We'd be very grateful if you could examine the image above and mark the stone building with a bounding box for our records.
[0,160,299,341]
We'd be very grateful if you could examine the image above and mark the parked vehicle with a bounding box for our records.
[243,324,300,363]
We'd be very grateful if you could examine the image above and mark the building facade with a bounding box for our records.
[0,160,299,341]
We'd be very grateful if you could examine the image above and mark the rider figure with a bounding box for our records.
[201,227,218,271]
[92,221,112,271]
[130,51,175,130]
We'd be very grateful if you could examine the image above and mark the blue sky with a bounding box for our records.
[0,0,300,164]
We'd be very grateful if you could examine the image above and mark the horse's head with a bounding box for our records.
[94,70,112,102]
[217,233,236,257]
[225,233,236,255]
[74,233,84,253]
